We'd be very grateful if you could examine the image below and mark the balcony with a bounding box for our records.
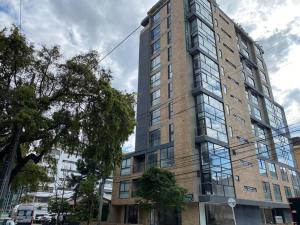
[132,155,145,174]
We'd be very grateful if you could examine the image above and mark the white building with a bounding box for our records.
[29,149,113,208]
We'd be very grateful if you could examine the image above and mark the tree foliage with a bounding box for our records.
[11,161,50,192]
[137,167,187,211]
[48,197,71,214]
[0,26,136,184]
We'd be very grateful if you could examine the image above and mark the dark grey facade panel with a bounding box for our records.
[135,29,151,152]
[235,205,262,225]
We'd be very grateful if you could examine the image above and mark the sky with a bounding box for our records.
[0,0,300,152]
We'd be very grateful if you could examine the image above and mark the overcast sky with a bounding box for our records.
[1,0,300,152]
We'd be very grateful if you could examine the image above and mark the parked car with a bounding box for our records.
[15,205,34,225]
[0,217,15,225]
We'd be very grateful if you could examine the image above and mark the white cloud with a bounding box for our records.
[217,0,300,129]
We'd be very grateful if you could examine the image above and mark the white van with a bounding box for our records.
[15,205,34,225]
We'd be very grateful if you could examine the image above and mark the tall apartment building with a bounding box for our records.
[292,137,300,167]
[111,0,300,224]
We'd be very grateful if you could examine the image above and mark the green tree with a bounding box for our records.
[137,167,187,223]
[75,176,98,224]
[11,161,50,192]
[0,26,135,198]
[48,197,71,214]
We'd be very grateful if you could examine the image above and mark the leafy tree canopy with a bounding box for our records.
[0,26,135,184]
[137,167,187,211]
[11,161,50,192]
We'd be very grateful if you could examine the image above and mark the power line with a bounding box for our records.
[118,125,300,176]
[99,25,142,63]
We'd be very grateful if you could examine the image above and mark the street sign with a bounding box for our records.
[228,198,237,225]
[227,198,237,208]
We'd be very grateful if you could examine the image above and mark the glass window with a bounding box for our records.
[257,57,264,69]
[284,186,293,199]
[253,107,262,120]
[150,72,160,88]
[152,11,160,24]
[196,94,228,143]
[262,182,272,201]
[256,126,266,139]
[255,45,261,56]
[256,143,269,158]
[168,47,172,61]
[223,84,227,94]
[121,158,132,176]
[225,104,230,115]
[241,39,248,49]
[263,85,270,97]
[251,93,259,105]
[169,102,173,119]
[219,49,222,58]
[242,49,250,58]
[191,18,217,59]
[220,66,224,76]
[265,99,285,131]
[147,153,157,169]
[167,31,172,44]
[150,108,160,126]
[268,163,277,180]
[152,40,160,55]
[200,142,234,198]
[228,126,233,138]
[272,129,295,167]
[151,90,160,106]
[167,1,171,14]
[189,0,213,26]
[168,82,173,98]
[149,129,160,147]
[280,167,289,182]
[119,181,130,199]
[244,186,257,192]
[160,147,174,168]
[151,55,160,71]
[247,76,255,87]
[193,53,221,96]
[169,124,174,142]
[259,70,267,83]
[167,16,171,29]
[168,64,173,79]
[273,184,282,202]
[244,64,253,75]
[151,25,160,40]
[258,160,267,177]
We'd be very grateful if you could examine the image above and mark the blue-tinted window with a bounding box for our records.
[191,18,217,59]
[160,147,174,168]
[196,94,227,143]
[150,108,160,126]
[152,40,160,55]
[193,53,221,96]
[149,129,160,147]
[189,0,213,26]
[258,159,267,177]
[151,25,160,40]
[200,142,234,198]
[272,130,295,167]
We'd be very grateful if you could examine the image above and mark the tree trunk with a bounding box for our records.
[97,178,106,225]
[0,126,22,205]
